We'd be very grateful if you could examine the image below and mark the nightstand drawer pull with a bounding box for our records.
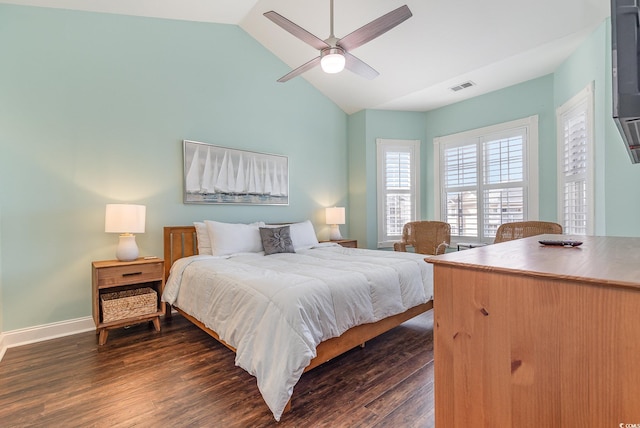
[122,271,143,277]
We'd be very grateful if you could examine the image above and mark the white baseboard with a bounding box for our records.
[0,333,6,362]
[0,317,95,362]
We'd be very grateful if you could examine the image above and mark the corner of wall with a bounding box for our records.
[0,205,3,337]
[0,333,6,362]
[347,111,369,247]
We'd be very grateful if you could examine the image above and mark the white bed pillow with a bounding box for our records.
[288,220,319,249]
[204,220,266,256]
[194,222,213,255]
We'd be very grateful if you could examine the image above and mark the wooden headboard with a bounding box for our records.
[163,226,197,281]
[163,222,304,281]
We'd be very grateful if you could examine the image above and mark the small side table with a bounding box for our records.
[92,258,165,345]
[321,239,358,248]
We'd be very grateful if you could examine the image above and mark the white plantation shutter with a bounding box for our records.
[483,187,524,236]
[384,150,412,235]
[444,144,478,237]
[557,83,594,235]
[434,116,538,244]
[481,133,525,237]
[377,139,420,247]
[562,113,588,234]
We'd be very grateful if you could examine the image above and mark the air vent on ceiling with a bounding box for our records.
[449,81,475,92]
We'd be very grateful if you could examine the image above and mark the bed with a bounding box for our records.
[162,222,434,421]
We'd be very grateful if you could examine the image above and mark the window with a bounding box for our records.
[434,116,539,243]
[557,83,594,235]
[377,139,420,248]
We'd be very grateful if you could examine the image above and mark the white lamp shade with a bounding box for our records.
[321,51,346,74]
[105,204,145,262]
[326,207,345,225]
[105,204,146,234]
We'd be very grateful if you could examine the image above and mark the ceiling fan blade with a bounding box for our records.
[344,52,379,80]
[264,11,330,51]
[277,56,322,82]
[337,5,412,52]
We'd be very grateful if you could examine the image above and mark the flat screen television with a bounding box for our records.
[612,0,640,163]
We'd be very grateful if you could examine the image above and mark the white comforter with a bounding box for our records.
[162,243,434,421]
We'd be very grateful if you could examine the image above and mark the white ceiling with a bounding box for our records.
[3,0,611,114]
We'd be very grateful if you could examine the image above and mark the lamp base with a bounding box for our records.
[329,224,343,241]
[116,234,139,261]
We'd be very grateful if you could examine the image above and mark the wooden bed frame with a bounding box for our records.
[162,225,434,411]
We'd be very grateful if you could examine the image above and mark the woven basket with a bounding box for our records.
[101,287,157,322]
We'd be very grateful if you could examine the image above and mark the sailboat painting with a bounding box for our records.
[183,140,289,205]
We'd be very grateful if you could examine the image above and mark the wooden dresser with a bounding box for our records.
[428,234,640,428]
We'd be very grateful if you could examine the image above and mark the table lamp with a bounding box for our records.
[326,207,345,241]
[105,204,146,261]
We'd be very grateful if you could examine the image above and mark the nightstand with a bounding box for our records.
[92,258,165,345]
[321,239,358,248]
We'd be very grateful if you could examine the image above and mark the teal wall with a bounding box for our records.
[423,75,556,220]
[347,110,427,248]
[353,74,556,242]
[555,19,640,237]
[0,5,348,331]
[554,21,609,234]
[355,19,640,249]
[347,110,367,246]
[0,208,3,334]
[1,7,637,335]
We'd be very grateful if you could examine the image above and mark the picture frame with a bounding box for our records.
[183,140,289,205]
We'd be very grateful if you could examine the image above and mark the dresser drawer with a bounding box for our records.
[95,262,163,288]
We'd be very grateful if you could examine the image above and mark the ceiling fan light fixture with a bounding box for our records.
[265,3,411,82]
[321,48,345,74]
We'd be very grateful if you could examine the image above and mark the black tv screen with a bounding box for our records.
[611,0,640,163]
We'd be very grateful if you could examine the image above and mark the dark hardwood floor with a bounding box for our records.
[0,311,434,427]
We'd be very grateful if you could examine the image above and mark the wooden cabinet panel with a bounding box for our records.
[429,235,640,427]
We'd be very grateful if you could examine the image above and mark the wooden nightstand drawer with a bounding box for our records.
[320,239,357,248]
[94,261,163,288]
[336,239,357,248]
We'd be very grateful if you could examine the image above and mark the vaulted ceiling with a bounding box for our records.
[2,0,611,114]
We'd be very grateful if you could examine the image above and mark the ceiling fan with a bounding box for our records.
[264,1,412,82]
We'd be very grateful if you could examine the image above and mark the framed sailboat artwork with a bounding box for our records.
[183,140,289,205]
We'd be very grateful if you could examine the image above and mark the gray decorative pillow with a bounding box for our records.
[260,226,295,255]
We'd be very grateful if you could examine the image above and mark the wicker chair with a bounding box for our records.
[393,221,451,255]
[493,221,563,244]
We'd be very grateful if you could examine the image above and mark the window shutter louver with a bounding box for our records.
[440,127,527,242]
[557,84,593,236]
[377,140,420,247]
[384,150,413,236]
[443,144,478,237]
[561,113,588,235]
[481,135,525,237]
